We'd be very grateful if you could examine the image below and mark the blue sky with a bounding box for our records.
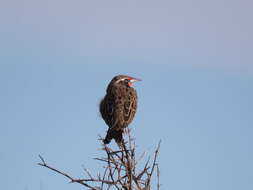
[0,0,253,190]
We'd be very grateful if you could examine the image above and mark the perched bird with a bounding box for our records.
[100,75,140,144]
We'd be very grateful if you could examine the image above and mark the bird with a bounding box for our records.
[100,75,140,144]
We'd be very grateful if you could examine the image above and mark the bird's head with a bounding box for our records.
[109,75,141,88]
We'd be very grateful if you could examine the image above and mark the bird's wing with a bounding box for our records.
[100,95,116,128]
[123,88,137,125]
[112,87,137,129]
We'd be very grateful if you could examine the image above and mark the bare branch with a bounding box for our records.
[38,131,161,190]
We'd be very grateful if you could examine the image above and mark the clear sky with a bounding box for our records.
[0,0,253,190]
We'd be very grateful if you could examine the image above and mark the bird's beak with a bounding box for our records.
[130,77,141,83]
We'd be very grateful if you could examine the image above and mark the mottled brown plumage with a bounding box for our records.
[100,75,140,144]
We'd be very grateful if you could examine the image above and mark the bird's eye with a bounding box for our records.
[124,79,131,84]
[124,79,132,87]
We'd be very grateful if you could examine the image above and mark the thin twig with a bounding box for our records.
[157,164,160,190]
[37,155,99,190]
[101,167,108,190]
[146,140,161,187]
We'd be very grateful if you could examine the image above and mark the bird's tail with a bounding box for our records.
[103,128,123,144]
